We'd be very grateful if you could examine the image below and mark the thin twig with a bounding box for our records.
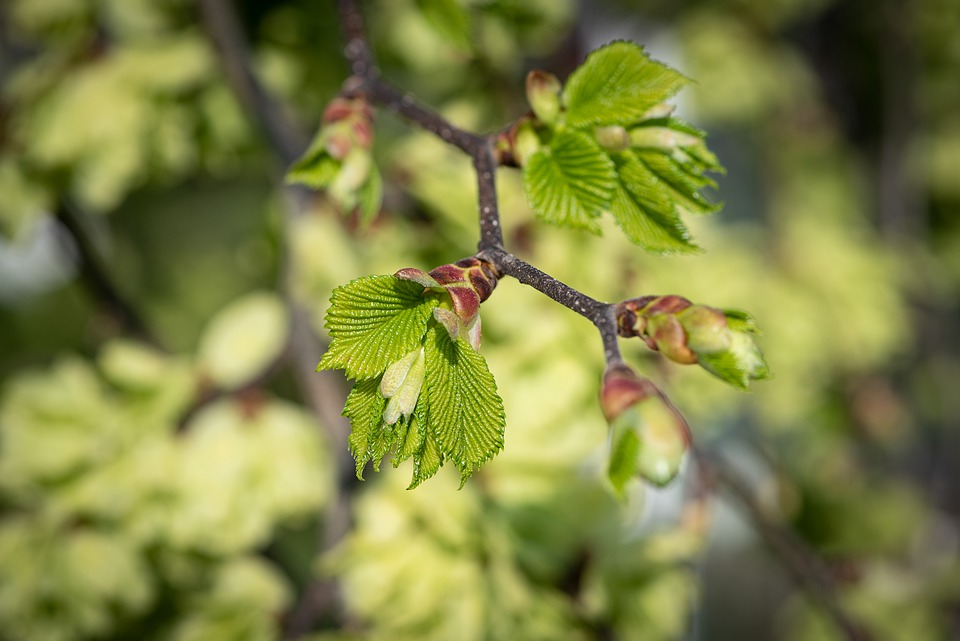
[474,140,504,251]
[198,0,306,165]
[197,1,356,636]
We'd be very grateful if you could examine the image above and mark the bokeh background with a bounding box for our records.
[1,0,959,640]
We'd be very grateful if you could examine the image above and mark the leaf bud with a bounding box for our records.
[513,120,542,166]
[525,70,562,125]
[629,126,701,151]
[614,297,770,389]
[600,365,691,492]
[595,125,630,152]
[380,348,426,425]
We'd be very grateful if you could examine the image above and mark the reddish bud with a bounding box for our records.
[600,365,658,423]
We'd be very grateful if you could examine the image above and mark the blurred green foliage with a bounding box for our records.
[2,0,959,640]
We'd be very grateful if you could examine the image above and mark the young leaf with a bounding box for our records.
[408,399,443,489]
[342,378,388,478]
[636,150,721,216]
[563,41,688,128]
[286,152,340,189]
[523,129,616,233]
[357,165,382,224]
[319,276,437,379]
[609,151,699,254]
[423,323,505,485]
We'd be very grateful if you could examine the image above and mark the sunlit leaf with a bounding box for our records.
[522,129,616,233]
[609,151,699,254]
[319,275,437,379]
[563,41,688,128]
[423,323,504,485]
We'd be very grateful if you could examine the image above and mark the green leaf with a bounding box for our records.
[357,165,382,225]
[609,151,699,254]
[563,41,688,128]
[415,0,472,53]
[319,276,437,379]
[285,134,340,189]
[423,323,504,485]
[408,399,443,489]
[636,150,721,216]
[522,129,616,233]
[608,427,641,498]
[342,378,387,478]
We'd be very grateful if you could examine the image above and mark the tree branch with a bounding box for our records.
[198,0,306,165]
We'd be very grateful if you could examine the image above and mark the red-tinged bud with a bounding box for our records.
[394,268,442,289]
[600,365,691,491]
[615,295,771,389]
[525,70,562,125]
[351,118,374,149]
[600,365,659,423]
[396,258,498,349]
[647,314,697,364]
[322,98,354,124]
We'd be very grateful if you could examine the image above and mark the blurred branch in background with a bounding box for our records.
[54,198,155,342]
[198,0,354,634]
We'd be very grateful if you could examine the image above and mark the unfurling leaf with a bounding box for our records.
[600,365,690,494]
[423,323,505,486]
[318,275,437,379]
[320,268,505,487]
[563,41,688,128]
[523,129,617,233]
[615,296,771,389]
[285,97,382,221]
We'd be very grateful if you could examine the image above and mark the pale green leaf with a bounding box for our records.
[563,41,688,128]
[357,165,382,225]
[608,427,641,498]
[697,333,771,390]
[609,151,699,254]
[197,292,289,390]
[423,324,504,485]
[318,276,436,379]
[522,129,616,233]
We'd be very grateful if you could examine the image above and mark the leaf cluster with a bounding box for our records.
[520,42,723,254]
[319,275,505,487]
